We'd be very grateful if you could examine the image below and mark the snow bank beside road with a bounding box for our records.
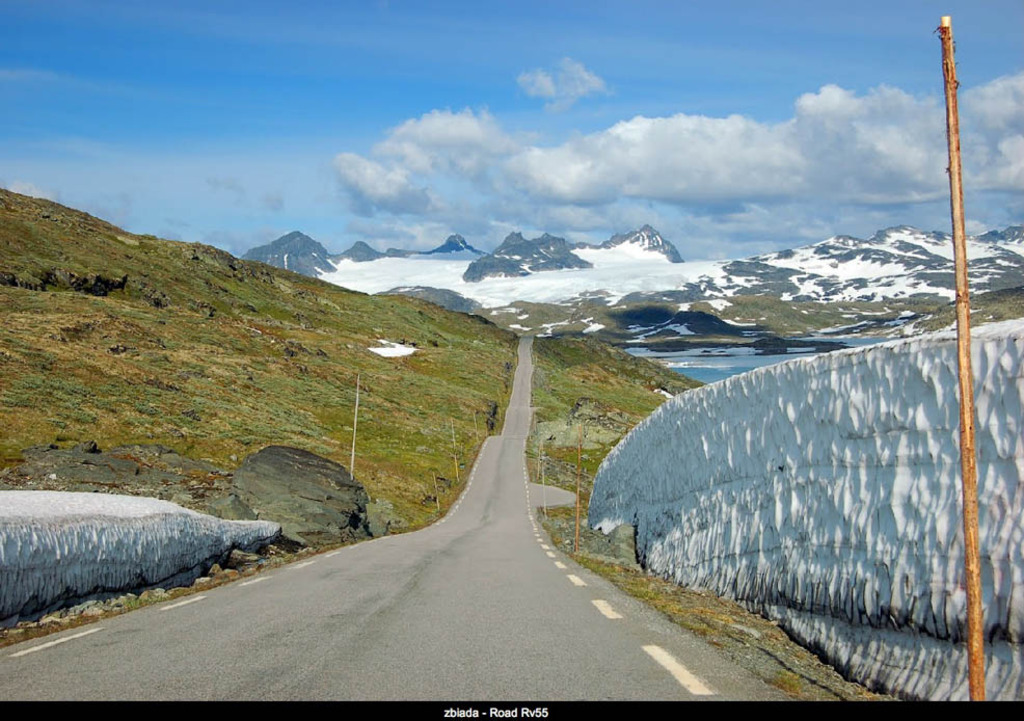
[0,491,280,626]
[589,320,1024,700]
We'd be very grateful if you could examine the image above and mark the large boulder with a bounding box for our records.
[232,446,372,546]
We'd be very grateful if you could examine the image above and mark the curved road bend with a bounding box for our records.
[0,336,785,701]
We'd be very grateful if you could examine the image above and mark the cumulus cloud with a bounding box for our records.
[375,108,518,177]
[331,72,1023,253]
[505,74,1023,207]
[333,152,433,215]
[517,58,608,111]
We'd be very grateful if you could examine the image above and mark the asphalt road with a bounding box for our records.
[0,336,785,701]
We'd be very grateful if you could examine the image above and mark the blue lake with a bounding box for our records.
[626,337,886,385]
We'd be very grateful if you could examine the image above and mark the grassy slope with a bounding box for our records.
[529,335,700,504]
[916,285,1024,332]
[482,295,947,347]
[0,189,517,530]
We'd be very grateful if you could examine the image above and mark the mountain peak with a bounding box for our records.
[243,231,334,276]
[423,234,484,256]
[337,240,385,263]
[463,231,592,282]
[600,225,684,263]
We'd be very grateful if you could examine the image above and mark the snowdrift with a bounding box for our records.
[0,491,281,626]
[589,320,1024,700]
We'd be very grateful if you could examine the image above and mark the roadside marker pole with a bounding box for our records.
[540,436,547,516]
[574,423,582,554]
[451,418,461,486]
[939,14,985,701]
[350,374,360,477]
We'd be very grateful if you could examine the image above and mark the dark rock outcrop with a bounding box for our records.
[382,286,481,313]
[232,446,372,546]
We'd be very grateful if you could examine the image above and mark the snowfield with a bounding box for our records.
[367,339,418,357]
[318,226,1024,307]
[589,319,1024,700]
[0,492,281,626]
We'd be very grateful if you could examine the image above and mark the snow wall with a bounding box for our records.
[0,491,281,626]
[589,319,1024,700]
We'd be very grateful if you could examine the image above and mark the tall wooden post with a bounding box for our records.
[574,423,582,554]
[540,436,547,516]
[450,419,461,486]
[350,374,360,477]
[939,14,985,701]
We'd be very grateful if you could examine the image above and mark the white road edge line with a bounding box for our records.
[9,627,104,658]
[642,644,716,696]
[567,575,586,587]
[554,561,567,569]
[240,577,268,587]
[325,551,341,558]
[292,560,316,569]
[592,599,622,619]
[160,595,207,612]
[545,551,556,558]
[540,544,550,550]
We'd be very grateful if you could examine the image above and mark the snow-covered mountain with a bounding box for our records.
[582,224,684,263]
[245,232,485,275]
[461,225,684,282]
[317,224,1024,308]
[242,231,335,276]
[420,234,485,260]
[462,232,593,282]
[712,225,1024,302]
[334,234,485,264]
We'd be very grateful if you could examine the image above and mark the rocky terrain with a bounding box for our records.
[0,443,374,548]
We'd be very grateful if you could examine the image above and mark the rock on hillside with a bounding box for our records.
[232,446,371,546]
[0,442,374,549]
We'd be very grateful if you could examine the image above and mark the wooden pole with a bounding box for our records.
[540,436,547,516]
[939,14,985,701]
[350,374,360,477]
[450,418,461,486]
[574,423,582,554]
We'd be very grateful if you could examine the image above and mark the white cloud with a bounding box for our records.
[517,69,556,99]
[333,152,433,215]
[330,72,1023,254]
[963,73,1024,133]
[505,74,1024,208]
[517,58,608,111]
[375,108,517,177]
[505,112,803,204]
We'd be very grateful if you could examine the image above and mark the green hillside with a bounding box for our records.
[0,189,518,529]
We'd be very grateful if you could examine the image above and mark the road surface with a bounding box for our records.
[0,336,784,701]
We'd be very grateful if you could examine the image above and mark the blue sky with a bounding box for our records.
[1,1,1021,259]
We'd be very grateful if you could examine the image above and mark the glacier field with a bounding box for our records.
[0,491,281,626]
[589,319,1024,700]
